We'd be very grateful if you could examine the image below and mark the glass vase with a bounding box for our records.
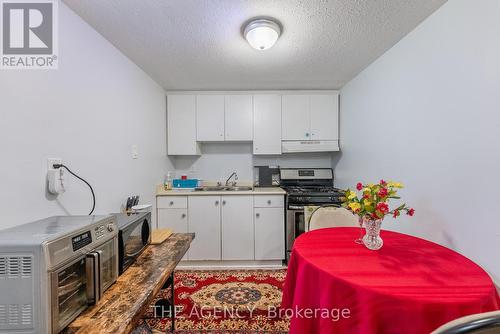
[362,218,383,250]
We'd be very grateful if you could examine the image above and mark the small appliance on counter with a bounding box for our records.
[0,215,118,334]
[253,165,280,187]
[111,212,151,275]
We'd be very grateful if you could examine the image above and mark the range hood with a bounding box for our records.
[282,140,340,153]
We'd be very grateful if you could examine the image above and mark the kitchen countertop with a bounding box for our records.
[156,185,286,196]
[62,233,194,334]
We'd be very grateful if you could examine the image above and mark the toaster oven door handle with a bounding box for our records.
[86,252,100,304]
[126,247,146,258]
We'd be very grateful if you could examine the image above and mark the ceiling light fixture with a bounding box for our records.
[243,18,281,51]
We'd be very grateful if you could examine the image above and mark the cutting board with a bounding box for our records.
[151,228,173,245]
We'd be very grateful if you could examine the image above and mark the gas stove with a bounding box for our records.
[280,168,345,206]
[280,168,345,263]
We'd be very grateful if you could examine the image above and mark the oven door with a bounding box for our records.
[119,218,150,273]
[94,238,118,295]
[286,205,306,262]
[50,256,88,334]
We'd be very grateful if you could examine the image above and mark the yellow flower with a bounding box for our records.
[388,181,404,188]
[348,202,361,211]
[362,187,371,193]
[363,200,372,207]
[347,192,357,200]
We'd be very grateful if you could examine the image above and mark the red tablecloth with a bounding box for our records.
[282,228,500,334]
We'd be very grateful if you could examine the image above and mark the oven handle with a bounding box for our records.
[288,205,305,210]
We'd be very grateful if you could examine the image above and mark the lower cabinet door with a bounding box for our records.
[254,208,285,260]
[222,196,254,260]
[157,208,188,260]
[188,196,222,260]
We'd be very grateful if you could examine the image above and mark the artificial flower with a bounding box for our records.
[347,191,357,200]
[348,202,361,212]
[378,188,388,197]
[376,202,389,213]
[380,179,387,186]
[407,208,415,216]
[356,182,363,191]
[393,210,400,218]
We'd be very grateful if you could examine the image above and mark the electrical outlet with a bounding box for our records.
[47,158,62,171]
[47,158,65,195]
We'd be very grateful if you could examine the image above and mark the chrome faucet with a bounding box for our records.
[225,171,238,186]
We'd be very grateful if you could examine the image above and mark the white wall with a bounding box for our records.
[172,143,334,183]
[336,0,500,280]
[0,3,171,229]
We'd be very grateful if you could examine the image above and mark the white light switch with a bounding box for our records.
[131,145,139,159]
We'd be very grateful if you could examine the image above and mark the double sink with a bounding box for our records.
[194,186,254,192]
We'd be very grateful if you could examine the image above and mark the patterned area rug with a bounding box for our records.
[137,269,289,333]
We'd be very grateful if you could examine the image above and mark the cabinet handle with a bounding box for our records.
[169,201,174,206]
[222,200,226,205]
[215,200,219,205]
[267,200,272,205]
[256,213,260,218]
[181,213,186,218]
[305,133,310,137]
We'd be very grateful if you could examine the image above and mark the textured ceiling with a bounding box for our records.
[63,0,446,90]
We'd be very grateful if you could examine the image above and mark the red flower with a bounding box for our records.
[363,193,371,199]
[393,210,399,218]
[380,179,387,186]
[356,182,363,191]
[378,187,388,197]
[407,208,415,216]
[376,202,389,214]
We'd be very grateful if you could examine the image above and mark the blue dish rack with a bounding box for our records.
[172,179,199,189]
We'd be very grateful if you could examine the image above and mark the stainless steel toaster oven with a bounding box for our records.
[0,215,118,334]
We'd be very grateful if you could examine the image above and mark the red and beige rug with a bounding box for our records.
[137,269,289,333]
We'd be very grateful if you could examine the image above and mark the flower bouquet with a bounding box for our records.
[342,180,414,250]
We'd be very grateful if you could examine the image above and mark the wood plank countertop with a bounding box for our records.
[62,233,194,334]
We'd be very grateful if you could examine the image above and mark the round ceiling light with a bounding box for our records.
[243,19,281,51]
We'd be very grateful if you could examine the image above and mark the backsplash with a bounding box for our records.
[170,143,335,184]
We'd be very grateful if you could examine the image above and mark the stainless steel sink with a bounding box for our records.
[194,186,253,192]
[194,186,226,191]
[224,186,253,191]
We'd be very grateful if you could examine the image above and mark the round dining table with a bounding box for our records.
[281,227,500,334]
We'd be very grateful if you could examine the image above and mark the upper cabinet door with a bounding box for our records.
[224,95,253,141]
[167,95,200,155]
[310,94,339,141]
[282,95,310,140]
[196,95,225,141]
[253,94,282,155]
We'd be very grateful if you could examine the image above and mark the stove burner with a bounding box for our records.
[282,186,345,195]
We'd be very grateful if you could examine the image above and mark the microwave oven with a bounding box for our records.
[0,215,118,334]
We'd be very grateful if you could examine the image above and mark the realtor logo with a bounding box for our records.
[1,0,58,69]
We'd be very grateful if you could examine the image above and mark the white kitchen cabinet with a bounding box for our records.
[282,95,310,140]
[157,208,188,232]
[281,93,339,142]
[196,95,225,141]
[167,95,201,155]
[310,94,338,140]
[221,195,254,260]
[188,196,221,260]
[225,95,253,141]
[253,94,282,155]
[157,208,188,260]
[254,207,285,260]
